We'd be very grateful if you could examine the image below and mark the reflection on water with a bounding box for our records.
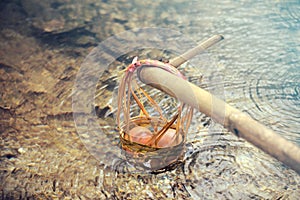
[0,0,300,199]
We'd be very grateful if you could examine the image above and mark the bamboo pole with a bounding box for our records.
[137,67,300,174]
[169,34,224,67]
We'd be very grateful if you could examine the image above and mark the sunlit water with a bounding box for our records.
[1,0,300,199]
[91,0,300,198]
[94,0,300,198]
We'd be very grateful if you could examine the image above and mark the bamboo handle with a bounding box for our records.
[170,34,224,68]
[137,66,300,175]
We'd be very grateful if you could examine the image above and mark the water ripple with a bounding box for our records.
[245,64,300,142]
[274,0,300,29]
[183,137,300,199]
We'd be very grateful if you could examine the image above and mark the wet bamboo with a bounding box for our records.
[137,67,300,175]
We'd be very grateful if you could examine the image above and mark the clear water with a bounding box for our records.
[1,0,299,199]
[78,0,300,198]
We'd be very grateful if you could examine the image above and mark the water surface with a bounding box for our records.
[0,0,299,199]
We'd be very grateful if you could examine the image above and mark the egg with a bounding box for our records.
[128,126,153,145]
[156,128,179,148]
[127,126,181,148]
